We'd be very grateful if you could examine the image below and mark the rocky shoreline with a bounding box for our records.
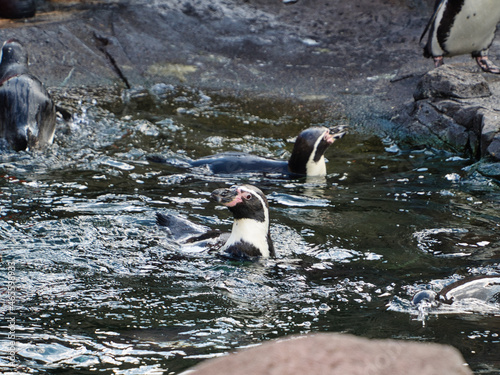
[395,64,500,177]
[1,0,500,177]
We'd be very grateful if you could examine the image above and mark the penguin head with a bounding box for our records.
[211,184,274,258]
[288,126,346,176]
[211,184,269,223]
[0,39,28,82]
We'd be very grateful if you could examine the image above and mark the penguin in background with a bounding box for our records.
[421,0,500,73]
[0,39,56,151]
[0,0,36,19]
[412,275,500,307]
[148,126,347,179]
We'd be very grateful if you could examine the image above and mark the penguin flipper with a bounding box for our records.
[156,212,172,227]
[35,91,56,147]
[184,230,224,243]
[420,0,446,45]
[156,212,210,241]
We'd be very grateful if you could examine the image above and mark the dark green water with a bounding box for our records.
[0,85,499,374]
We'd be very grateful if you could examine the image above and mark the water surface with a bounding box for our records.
[0,85,499,374]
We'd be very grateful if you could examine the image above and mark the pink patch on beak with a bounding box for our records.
[324,130,334,144]
[222,188,243,207]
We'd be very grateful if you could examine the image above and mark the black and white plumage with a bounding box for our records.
[0,39,56,151]
[421,0,500,73]
[148,126,346,178]
[412,275,500,306]
[156,184,274,260]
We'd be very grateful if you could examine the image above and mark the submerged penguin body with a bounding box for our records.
[149,126,346,178]
[412,275,500,306]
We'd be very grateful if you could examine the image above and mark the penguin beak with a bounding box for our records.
[328,125,347,143]
[211,186,242,207]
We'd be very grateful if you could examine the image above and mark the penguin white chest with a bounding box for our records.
[305,155,327,176]
[442,0,500,56]
[221,218,270,258]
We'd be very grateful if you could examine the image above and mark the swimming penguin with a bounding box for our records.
[149,126,346,178]
[157,184,274,260]
[0,39,56,151]
[421,0,500,73]
[412,275,500,306]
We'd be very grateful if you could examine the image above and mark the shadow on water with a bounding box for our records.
[0,84,499,374]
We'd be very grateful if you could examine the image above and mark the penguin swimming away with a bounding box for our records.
[157,184,274,260]
[412,275,500,306]
[0,39,56,151]
[421,0,500,73]
[149,126,346,178]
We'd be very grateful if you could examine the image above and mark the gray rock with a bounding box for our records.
[414,65,491,101]
[185,333,472,375]
[395,65,500,165]
[476,161,500,179]
[394,100,472,153]
[478,110,500,161]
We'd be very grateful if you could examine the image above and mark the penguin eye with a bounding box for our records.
[242,192,253,200]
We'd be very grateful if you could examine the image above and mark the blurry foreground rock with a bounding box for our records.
[185,333,472,375]
[395,65,500,177]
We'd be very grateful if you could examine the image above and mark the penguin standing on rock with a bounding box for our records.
[157,184,275,260]
[421,0,500,73]
[0,40,56,151]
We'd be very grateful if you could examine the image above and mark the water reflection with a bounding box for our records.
[0,85,499,374]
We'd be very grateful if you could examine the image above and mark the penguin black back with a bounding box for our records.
[149,126,346,178]
[0,39,56,151]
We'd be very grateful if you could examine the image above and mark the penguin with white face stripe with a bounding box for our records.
[156,184,275,260]
[211,184,274,259]
[148,126,346,178]
[421,0,500,73]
